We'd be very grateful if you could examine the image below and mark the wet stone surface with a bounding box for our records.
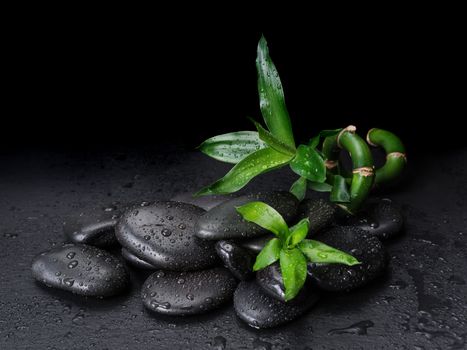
[215,241,254,280]
[31,244,129,297]
[343,198,404,240]
[298,198,337,234]
[2,147,467,349]
[241,234,273,253]
[121,248,156,270]
[256,262,288,302]
[196,191,299,241]
[116,201,218,271]
[234,280,320,329]
[308,226,387,291]
[63,205,122,247]
[142,268,238,316]
[171,192,236,211]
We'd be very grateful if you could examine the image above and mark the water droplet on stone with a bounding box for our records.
[67,260,78,269]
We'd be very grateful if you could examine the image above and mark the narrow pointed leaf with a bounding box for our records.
[251,119,296,156]
[256,36,295,148]
[236,201,289,239]
[330,174,350,203]
[195,147,292,196]
[253,238,282,271]
[290,145,326,182]
[198,131,266,164]
[290,176,307,201]
[286,218,310,247]
[280,248,308,301]
[308,181,333,192]
[298,239,360,266]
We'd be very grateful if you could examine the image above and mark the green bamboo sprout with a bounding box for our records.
[322,126,375,213]
[197,35,406,214]
[367,128,407,185]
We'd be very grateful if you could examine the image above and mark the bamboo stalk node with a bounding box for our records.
[352,166,374,177]
[387,152,407,161]
[325,160,338,169]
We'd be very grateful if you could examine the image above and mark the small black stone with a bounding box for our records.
[121,248,156,270]
[343,198,404,240]
[234,280,319,329]
[307,226,387,292]
[116,201,218,271]
[215,241,254,280]
[256,262,286,301]
[31,244,129,297]
[63,205,121,247]
[241,235,274,253]
[196,192,299,241]
[298,198,337,233]
[171,192,236,211]
[256,262,317,302]
[141,267,238,316]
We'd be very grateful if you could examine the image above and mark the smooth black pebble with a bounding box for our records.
[116,201,217,271]
[31,243,129,297]
[215,241,254,280]
[63,205,122,247]
[308,226,387,291]
[241,235,273,253]
[142,267,237,316]
[234,280,319,329]
[298,198,337,233]
[256,262,287,302]
[343,198,404,240]
[121,248,156,270]
[196,192,299,241]
[171,192,235,211]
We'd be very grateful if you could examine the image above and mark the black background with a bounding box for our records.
[6,7,464,153]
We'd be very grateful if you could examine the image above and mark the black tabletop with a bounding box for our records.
[1,146,466,350]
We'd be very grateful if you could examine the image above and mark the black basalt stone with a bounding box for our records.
[241,235,274,253]
[171,192,236,211]
[298,198,337,233]
[63,205,122,247]
[256,262,287,301]
[343,198,404,240]
[141,267,238,316]
[121,248,156,270]
[233,280,319,329]
[215,241,254,280]
[115,201,218,271]
[31,244,129,297]
[307,226,387,292]
[195,192,299,241]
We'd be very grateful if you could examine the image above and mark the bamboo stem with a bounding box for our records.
[323,125,375,213]
[366,128,407,185]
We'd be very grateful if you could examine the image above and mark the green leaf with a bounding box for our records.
[298,239,360,266]
[251,119,296,156]
[290,177,307,201]
[280,248,308,301]
[286,218,310,247]
[198,131,266,164]
[308,135,320,149]
[330,174,350,203]
[253,238,282,271]
[290,145,326,182]
[256,35,295,148]
[307,181,333,192]
[309,129,342,149]
[236,201,289,240]
[195,147,293,196]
